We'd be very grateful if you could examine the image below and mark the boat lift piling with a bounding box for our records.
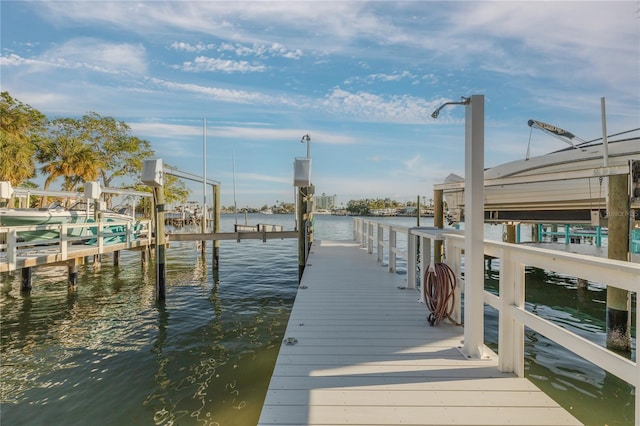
[433,188,444,263]
[606,172,631,351]
[295,135,314,281]
[142,159,167,300]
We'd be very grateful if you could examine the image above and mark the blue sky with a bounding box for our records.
[1,1,639,209]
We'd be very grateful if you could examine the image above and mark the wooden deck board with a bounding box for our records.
[258,239,582,426]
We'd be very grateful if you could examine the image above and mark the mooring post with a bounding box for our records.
[213,183,220,271]
[154,186,167,300]
[21,267,32,292]
[505,223,516,243]
[68,260,79,289]
[297,186,307,281]
[141,249,147,269]
[433,188,444,263]
[606,173,631,351]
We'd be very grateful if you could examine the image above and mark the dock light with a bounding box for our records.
[300,133,311,158]
[431,96,471,119]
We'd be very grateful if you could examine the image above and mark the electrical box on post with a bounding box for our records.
[84,181,102,199]
[142,159,163,187]
[0,181,13,199]
[293,158,311,187]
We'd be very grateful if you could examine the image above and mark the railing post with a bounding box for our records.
[407,230,416,289]
[368,223,374,254]
[377,224,383,263]
[389,228,396,272]
[421,235,431,286]
[498,247,525,375]
[353,218,359,241]
[60,224,68,259]
[447,236,463,325]
[361,220,366,247]
[98,221,104,254]
[8,228,17,271]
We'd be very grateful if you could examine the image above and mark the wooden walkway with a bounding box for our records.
[258,240,581,426]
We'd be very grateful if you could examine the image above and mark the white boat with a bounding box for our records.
[442,129,640,224]
[0,201,136,242]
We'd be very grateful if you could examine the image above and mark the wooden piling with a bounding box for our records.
[433,188,444,263]
[154,187,167,300]
[21,267,31,292]
[505,223,516,243]
[68,261,79,289]
[297,185,314,281]
[297,187,306,281]
[213,184,220,270]
[606,173,631,351]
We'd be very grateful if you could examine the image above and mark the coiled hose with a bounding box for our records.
[423,262,457,326]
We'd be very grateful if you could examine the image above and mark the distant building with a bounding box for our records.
[315,193,337,211]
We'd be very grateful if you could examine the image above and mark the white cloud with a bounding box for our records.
[170,41,215,52]
[130,121,358,146]
[45,38,147,75]
[181,56,266,73]
[3,38,148,75]
[321,88,442,124]
[148,78,274,104]
[217,42,303,59]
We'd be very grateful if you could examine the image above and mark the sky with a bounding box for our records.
[1,1,639,209]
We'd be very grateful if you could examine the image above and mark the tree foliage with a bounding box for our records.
[346,198,403,215]
[0,91,48,185]
[1,92,191,210]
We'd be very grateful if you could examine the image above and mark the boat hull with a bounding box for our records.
[443,138,640,224]
[0,207,136,242]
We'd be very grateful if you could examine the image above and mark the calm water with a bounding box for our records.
[0,214,634,425]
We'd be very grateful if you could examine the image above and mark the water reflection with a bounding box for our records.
[0,215,635,425]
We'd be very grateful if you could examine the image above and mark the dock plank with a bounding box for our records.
[258,240,582,426]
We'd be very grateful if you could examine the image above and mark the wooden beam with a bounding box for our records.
[168,231,298,242]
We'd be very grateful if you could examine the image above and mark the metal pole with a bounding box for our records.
[202,118,207,253]
[601,97,609,168]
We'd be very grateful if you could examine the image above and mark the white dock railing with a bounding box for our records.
[0,219,152,272]
[353,217,640,419]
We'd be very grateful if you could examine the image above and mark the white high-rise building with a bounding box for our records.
[315,193,336,211]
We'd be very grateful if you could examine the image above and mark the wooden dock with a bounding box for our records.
[258,240,581,426]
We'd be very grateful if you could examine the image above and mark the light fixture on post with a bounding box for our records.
[430,96,470,119]
[300,133,311,158]
[431,95,486,360]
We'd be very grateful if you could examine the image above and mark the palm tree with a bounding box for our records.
[40,137,100,206]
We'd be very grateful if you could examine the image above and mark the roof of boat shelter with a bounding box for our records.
[258,239,581,425]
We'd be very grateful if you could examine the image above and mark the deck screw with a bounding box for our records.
[284,337,298,345]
